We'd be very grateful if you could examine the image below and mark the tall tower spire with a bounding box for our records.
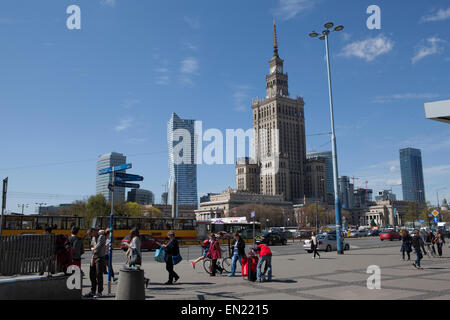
[273,19,279,57]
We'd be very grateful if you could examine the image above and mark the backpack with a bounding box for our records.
[201,239,210,249]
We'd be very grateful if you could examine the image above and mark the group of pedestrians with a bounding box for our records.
[400,229,446,269]
[191,232,273,282]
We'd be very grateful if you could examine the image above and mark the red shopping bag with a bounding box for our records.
[241,257,249,277]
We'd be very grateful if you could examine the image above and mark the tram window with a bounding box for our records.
[173,219,184,230]
[22,218,34,230]
[115,218,129,230]
[36,217,49,230]
[52,217,63,230]
[65,217,77,230]
[141,219,152,230]
[5,217,21,230]
[183,219,195,230]
[164,219,173,230]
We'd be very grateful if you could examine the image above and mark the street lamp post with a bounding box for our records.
[18,204,29,215]
[436,187,447,208]
[309,22,345,254]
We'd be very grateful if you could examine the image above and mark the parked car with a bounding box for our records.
[358,229,370,237]
[303,233,350,252]
[379,230,401,241]
[368,229,380,237]
[121,234,160,251]
[348,230,359,238]
[255,232,287,245]
[295,230,313,239]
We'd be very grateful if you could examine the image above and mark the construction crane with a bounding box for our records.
[350,176,359,186]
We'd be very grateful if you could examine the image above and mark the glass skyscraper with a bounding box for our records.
[96,152,127,202]
[400,148,425,203]
[307,151,334,195]
[167,113,198,206]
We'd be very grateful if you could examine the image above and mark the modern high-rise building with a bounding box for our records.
[400,147,425,203]
[306,151,333,196]
[338,176,354,209]
[236,22,307,203]
[96,152,127,202]
[304,156,327,202]
[127,189,154,205]
[167,113,198,206]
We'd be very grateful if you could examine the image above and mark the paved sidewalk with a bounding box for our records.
[81,244,450,300]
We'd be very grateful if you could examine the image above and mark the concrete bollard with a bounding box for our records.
[115,268,145,300]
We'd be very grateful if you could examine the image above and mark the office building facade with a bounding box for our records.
[96,152,127,202]
[338,176,354,209]
[127,189,154,205]
[167,113,198,206]
[399,148,425,203]
[306,151,333,196]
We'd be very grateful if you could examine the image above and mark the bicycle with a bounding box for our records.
[425,243,437,258]
[202,256,232,275]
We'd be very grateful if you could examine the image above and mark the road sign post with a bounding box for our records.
[251,211,255,248]
[98,163,136,295]
[0,177,8,237]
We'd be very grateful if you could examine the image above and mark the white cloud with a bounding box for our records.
[373,93,440,104]
[273,0,315,21]
[180,57,199,74]
[424,165,450,176]
[101,0,116,7]
[155,68,170,85]
[184,16,200,29]
[421,8,450,22]
[340,35,393,62]
[412,37,447,64]
[232,85,252,112]
[115,118,133,132]
[122,99,140,109]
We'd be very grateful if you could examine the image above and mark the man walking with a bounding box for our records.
[69,226,84,269]
[228,232,246,277]
[84,228,106,298]
[311,232,320,259]
[412,230,424,269]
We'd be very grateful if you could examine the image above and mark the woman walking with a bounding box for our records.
[161,231,180,284]
[401,230,412,261]
[436,230,446,258]
[228,232,246,277]
[311,232,320,259]
[122,228,149,288]
[207,234,223,276]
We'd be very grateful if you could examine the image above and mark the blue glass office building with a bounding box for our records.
[400,148,425,203]
[167,113,198,206]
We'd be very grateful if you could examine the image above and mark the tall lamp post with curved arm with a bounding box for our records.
[309,22,345,254]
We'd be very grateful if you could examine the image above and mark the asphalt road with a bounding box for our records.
[105,236,402,265]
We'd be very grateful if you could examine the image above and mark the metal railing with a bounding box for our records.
[0,235,56,276]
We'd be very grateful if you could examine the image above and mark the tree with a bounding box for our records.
[144,206,163,217]
[85,194,110,226]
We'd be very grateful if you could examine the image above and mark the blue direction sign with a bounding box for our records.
[433,217,439,223]
[114,181,140,189]
[98,163,132,175]
[115,172,144,182]
[418,219,425,223]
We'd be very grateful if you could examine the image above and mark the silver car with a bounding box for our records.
[303,233,350,252]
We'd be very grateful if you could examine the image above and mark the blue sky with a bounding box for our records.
[1,0,450,214]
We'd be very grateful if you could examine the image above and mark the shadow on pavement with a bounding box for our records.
[150,282,214,286]
[269,279,297,283]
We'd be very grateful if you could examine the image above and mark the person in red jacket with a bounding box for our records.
[207,234,224,276]
[256,239,272,282]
